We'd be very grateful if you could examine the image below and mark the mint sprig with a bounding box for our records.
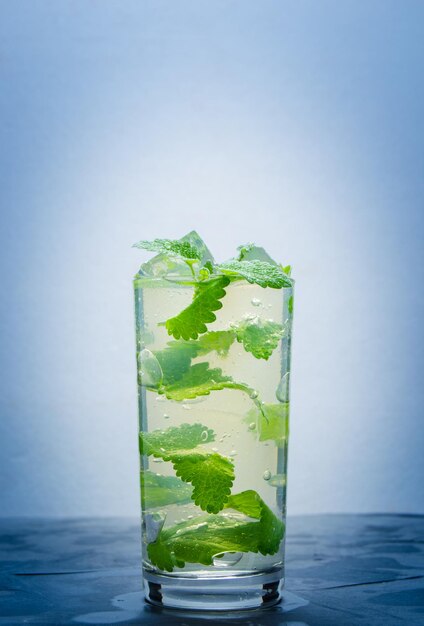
[158,363,265,418]
[165,276,230,340]
[147,490,285,571]
[166,320,283,362]
[245,403,289,446]
[218,259,293,289]
[139,424,234,514]
[140,471,193,508]
[172,451,235,513]
[234,317,284,360]
[153,344,197,385]
[139,351,268,417]
[139,423,215,456]
[168,330,235,358]
[133,238,202,261]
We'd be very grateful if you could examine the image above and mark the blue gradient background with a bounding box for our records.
[1,1,423,517]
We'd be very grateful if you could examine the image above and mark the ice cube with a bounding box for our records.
[239,244,278,265]
[137,253,191,278]
[136,230,214,278]
[179,230,215,265]
[145,512,166,543]
[138,349,163,387]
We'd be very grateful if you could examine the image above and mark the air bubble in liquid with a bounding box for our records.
[229,450,237,457]
[213,552,244,567]
[201,430,209,442]
[182,404,191,411]
[248,422,256,431]
[163,414,170,419]
[263,470,271,480]
[251,298,261,307]
[249,390,258,399]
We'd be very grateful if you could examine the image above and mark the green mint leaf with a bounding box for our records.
[171,451,234,513]
[218,259,293,289]
[140,470,193,508]
[245,403,289,446]
[139,423,215,457]
[159,362,256,403]
[165,276,230,340]
[234,317,284,360]
[282,264,292,276]
[153,344,197,385]
[147,513,247,571]
[225,490,284,554]
[133,238,202,261]
[168,330,235,359]
[225,490,285,555]
[139,423,234,514]
[147,536,180,572]
[148,490,284,571]
[193,330,235,356]
[225,490,262,518]
[256,498,286,555]
[288,295,294,315]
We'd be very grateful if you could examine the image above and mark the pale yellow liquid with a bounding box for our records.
[135,278,293,576]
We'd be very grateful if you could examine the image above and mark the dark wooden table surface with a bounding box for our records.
[0,515,423,625]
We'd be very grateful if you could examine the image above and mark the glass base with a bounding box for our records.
[143,569,284,611]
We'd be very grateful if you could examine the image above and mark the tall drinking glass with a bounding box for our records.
[134,271,293,610]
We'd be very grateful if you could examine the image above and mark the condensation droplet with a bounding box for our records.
[263,470,271,481]
[248,422,256,431]
[276,372,290,402]
[251,298,261,307]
